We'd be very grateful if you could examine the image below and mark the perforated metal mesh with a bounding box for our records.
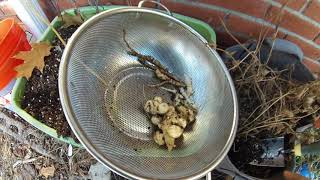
[59,8,237,179]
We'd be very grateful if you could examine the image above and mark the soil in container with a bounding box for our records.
[228,136,288,179]
[21,26,79,138]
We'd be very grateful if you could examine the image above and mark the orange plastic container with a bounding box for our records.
[0,18,31,90]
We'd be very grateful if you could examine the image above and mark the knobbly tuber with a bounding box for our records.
[144,96,197,151]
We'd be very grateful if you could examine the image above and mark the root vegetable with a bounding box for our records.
[151,116,161,126]
[144,97,197,151]
[158,103,169,114]
[177,106,188,119]
[144,100,154,113]
[144,100,159,115]
[188,109,195,122]
[153,131,165,146]
[153,96,163,103]
[164,133,175,151]
[172,118,187,128]
[174,94,183,106]
[159,116,171,130]
[169,106,175,112]
[167,106,176,116]
[166,125,183,138]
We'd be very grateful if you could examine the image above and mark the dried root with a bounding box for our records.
[123,29,186,87]
[226,52,320,138]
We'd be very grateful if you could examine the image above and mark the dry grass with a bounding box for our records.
[219,4,320,177]
[218,12,320,139]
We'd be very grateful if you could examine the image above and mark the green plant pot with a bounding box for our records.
[12,5,216,147]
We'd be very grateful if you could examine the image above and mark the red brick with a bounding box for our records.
[131,0,157,7]
[130,0,148,6]
[199,0,270,18]
[228,15,266,38]
[108,0,143,6]
[162,1,225,29]
[57,0,74,9]
[85,0,111,6]
[76,0,89,7]
[108,0,126,5]
[286,35,320,59]
[99,0,111,5]
[315,34,320,45]
[226,15,286,39]
[302,58,320,74]
[304,0,320,22]
[107,0,154,7]
[275,0,307,10]
[268,6,320,40]
[38,0,56,21]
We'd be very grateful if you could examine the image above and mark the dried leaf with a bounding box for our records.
[13,42,51,79]
[61,13,83,28]
[39,166,55,178]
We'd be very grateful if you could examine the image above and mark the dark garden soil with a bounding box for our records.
[22,26,79,138]
[228,136,286,179]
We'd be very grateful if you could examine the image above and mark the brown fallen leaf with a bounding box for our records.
[61,13,84,28]
[39,165,55,178]
[13,42,51,79]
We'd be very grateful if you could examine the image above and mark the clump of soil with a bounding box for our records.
[22,26,79,138]
[229,136,287,179]
[228,137,264,167]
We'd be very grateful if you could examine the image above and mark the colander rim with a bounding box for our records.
[58,7,238,180]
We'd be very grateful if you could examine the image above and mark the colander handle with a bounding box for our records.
[138,0,173,16]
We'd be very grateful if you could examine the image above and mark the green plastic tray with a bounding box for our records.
[12,6,216,147]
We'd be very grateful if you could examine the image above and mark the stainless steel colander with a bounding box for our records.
[59,1,238,179]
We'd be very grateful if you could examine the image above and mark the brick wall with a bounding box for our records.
[39,0,320,76]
